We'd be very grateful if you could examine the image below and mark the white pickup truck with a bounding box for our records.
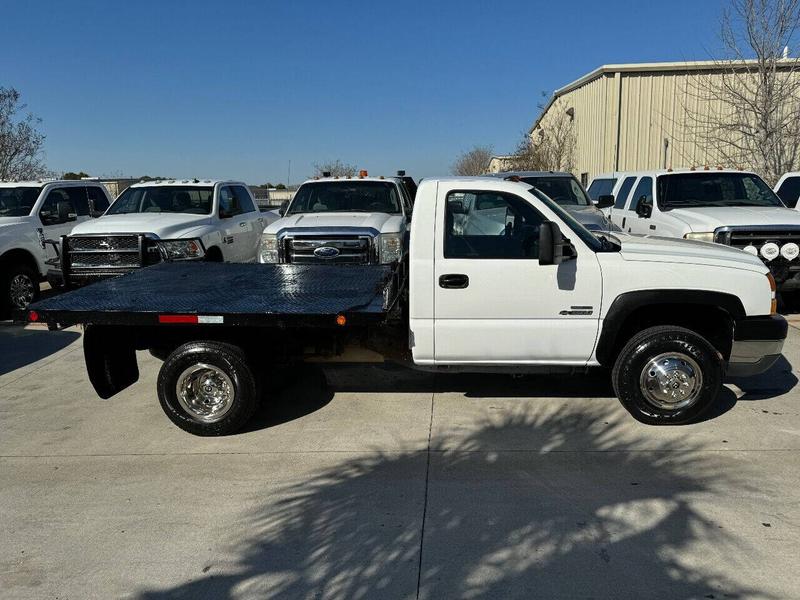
[29,176,786,435]
[0,179,113,315]
[591,168,800,295]
[59,179,272,286]
[258,173,413,265]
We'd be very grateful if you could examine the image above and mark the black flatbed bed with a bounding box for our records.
[29,262,399,328]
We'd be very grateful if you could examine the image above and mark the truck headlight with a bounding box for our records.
[157,239,205,260]
[258,233,279,263]
[684,232,715,243]
[377,232,403,264]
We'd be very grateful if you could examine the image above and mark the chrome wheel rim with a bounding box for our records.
[639,352,703,411]
[9,273,36,310]
[175,363,235,423]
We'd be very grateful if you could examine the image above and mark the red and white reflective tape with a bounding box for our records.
[157,315,224,324]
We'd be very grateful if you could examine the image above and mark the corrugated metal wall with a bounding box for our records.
[539,67,774,181]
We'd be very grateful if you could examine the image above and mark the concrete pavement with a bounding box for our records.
[1,323,799,599]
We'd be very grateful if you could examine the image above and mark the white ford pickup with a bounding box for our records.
[0,179,113,314]
[257,173,413,265]
[60,179,274,286]
[29,176,786,435]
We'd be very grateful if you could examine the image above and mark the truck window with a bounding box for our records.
[628,177,653,212]
[656,172,783,210]
[587,178,616,201]
[40,187,87,220]
[288,181,402,214]
[776,176,800,208]
[86,186,110,213]
[107,186,213,215]
[232,186,257,214]
[0,187,41,217]
[614,177,636,209]
[518,176,591,207]
[444,191,544,259]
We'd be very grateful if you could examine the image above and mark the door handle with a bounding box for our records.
[439,274,469,289]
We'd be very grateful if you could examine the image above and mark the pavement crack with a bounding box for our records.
[415,393,434,600]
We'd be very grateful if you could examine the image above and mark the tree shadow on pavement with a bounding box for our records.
[136,404,771,600]
[0,325,80,376]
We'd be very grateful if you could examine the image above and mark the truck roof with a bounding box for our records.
[299,176,405,185]
[0,179,97,188]
[127,179,244,188]
[485,171,575,179]
[592,168,757,179]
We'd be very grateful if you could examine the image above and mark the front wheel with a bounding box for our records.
[2,264,40,317]
[157,341,258,435]
[612,326,723,425]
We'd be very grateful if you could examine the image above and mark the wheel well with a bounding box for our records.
[0,248,41,277]
[205,246,223,262]
[602,303,735,365]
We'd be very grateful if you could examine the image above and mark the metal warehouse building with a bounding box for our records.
[528,60,797,185]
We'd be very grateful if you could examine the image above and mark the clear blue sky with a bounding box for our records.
[3,0,726,184]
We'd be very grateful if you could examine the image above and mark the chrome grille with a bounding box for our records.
[285,236,373,264]
[716,227,800,248]
[66,234,156,278]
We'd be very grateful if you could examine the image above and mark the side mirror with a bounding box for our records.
[636,197,653,218]
[539,221,577,266]
[57,201,76,223]
[449,200,466,214]
[278,200,289,217]
[88,199,103,218]
[596,194,614,209]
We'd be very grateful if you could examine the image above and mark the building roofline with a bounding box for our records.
[529,58,800,134]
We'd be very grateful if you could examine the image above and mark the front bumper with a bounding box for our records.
[727,315,788,377]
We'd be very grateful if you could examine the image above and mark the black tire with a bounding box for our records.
[157,341,258,435]
[612,325,723,425]
[1,263,40,318]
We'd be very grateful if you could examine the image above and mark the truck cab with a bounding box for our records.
[258,173,413,265]
[0,179,112,314]
[60,179,273,286]
[593,168,800,293]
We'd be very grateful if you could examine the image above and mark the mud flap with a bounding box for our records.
[83,325,139,399]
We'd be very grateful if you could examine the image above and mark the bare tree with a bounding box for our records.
[451,145,493,176]
[509,106,576,173]
[312,159,358,178]
[0,87,49,180]
[682,0,800,184]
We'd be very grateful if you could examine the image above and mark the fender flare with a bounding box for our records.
[595,289,745,365]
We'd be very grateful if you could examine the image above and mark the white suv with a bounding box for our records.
[0,180,112,314]
[62,180,273,286]
[591,168,800,293]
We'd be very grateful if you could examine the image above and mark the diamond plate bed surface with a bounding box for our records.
[33,263,394,315]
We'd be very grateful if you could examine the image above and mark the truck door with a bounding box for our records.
[218,185,261,262]
[608,176,636,230]
[231,185,264,262]
[620,177,654,235]
[433,186,602,364]
[38,186,89,262]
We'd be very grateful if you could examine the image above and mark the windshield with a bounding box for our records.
[107,186,214,215]
[288,181,402,214]
[0,187,42,217]
[519,176,591,207]
[657,173,783,210]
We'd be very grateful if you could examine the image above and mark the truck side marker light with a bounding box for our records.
[28,310,39,322]
[336,314,347,326]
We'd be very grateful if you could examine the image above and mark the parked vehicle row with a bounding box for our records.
[587,168,800,297]
[28,176,786,436]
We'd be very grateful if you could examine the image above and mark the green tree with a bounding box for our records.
[62,171,89,180]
